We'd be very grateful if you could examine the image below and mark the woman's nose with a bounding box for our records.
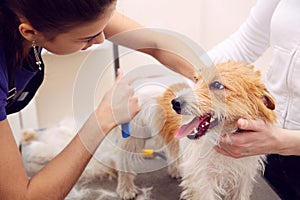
[91,32,105,44]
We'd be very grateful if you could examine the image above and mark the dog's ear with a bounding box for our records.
[262,88,275,110]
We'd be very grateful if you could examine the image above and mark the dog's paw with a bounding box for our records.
[168,164,181,179]
[117,185,139,200]
[180,189,194,200]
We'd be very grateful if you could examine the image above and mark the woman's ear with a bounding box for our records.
[18,18,38,42]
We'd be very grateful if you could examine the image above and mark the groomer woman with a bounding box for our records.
[0,0,194,199]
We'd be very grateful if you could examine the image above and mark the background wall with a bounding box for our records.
[36,42,116,128]
[117,0,255,48]
[116,0,271,76]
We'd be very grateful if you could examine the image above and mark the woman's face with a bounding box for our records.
[39,4,115,55]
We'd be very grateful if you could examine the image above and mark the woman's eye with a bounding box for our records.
[209,81,225,90]
[79,38,93,43]
[84,38,93,43]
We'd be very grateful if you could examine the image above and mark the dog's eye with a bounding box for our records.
[209,81,225,90]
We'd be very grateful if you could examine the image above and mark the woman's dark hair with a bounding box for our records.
[0,0,116,72]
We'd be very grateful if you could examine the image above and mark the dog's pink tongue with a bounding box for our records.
[175,117,199,138]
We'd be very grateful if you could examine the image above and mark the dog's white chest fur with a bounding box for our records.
[180,129,265,200]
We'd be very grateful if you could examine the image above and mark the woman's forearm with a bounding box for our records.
[105,12,197,80]
[276,128,300,156]
[25,112,110,200]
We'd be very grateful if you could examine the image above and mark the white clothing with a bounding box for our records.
[207,0,300,130]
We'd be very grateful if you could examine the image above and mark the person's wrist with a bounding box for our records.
[94,105,116,135]
[274,128,293,155]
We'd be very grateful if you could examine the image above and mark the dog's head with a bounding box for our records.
[172,61,277,139]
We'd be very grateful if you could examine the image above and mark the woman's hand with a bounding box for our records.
[214,118,282,158]
[95,69,140,134]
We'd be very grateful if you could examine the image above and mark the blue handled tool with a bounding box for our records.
[121,122,130,138]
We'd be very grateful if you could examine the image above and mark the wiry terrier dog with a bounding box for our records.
[172,61,277,200]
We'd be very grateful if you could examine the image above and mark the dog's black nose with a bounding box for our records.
[172,98,181,114]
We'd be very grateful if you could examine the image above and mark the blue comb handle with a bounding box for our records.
[121,123,130,138]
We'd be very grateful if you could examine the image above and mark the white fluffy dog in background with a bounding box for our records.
[21,119,117,181]
[21,119,121,199]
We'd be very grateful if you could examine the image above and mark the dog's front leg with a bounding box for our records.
[165,139,181,179]
[117,171,139,200]
[180,186,216,200]
[225,177,253,200]
[116,137,146,199]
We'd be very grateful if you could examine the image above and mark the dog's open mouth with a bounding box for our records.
[175,114,212,140]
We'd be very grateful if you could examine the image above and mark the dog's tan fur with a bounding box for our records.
[157,83,190,143]
[193,61,276,124]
